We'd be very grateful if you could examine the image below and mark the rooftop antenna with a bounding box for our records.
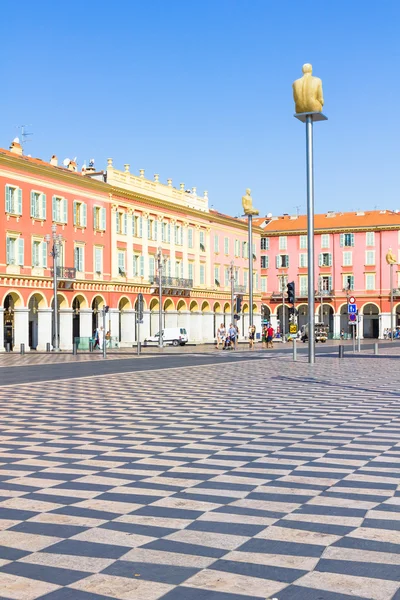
[294,204,302,216]
[16,124,33,148]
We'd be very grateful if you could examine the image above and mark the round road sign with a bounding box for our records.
[349,296,356,304]
[349,313,356,321]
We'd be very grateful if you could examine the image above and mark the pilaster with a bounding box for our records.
[13,308,30,351]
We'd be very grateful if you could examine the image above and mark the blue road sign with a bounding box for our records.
[349,313,357,322]
[348,304,357,314]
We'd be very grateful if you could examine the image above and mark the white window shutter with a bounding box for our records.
[123,213,128,235]
[82,203,87,227]
[139,217,143,238]
[5,186,11,213]
[328,253,332,266]
[318,253,323,267]
[41,194,46,219]
[6,237,11,264]
[287,255,290,268]
[30,191,35,217]
[276,255,280,268]
[52,196,57,221]
[63,198,67,223]
[101,207,106,230]
[140,255,144,276]
[340,234,344,247]
[17,188,22,215]
[154,220,158,241]
[42,242,48,267]
[18,238,24,266]
[351,233,355,246]
[73,201,77,226]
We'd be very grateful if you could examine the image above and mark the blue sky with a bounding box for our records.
[1,0,399,217]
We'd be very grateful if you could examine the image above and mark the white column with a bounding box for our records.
[79,309,93,339]
[380,313,390,339]
[358,313,364,340]
[120,309,135,346]
[190,311,202,341]
[0,308,4,352]
[333,314,341,339]
[254,311,261,341]
[165,311,178,328]
[13,308,30,351]
[141,310,151,342]
[59,308,73,350]
[108,309,120,343]
[37,308,53,351]
[202,312,214,342]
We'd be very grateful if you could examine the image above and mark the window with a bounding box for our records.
[139,255,145,277]
[319,275,332,292]
[244,270,249,291]
[321,234,330,249]
[319,252,332,267]
[133,215,143,238]
[188,262,194,282]
[261,238,269,250]
[261,277,267,292]
[276,254,289,268]
[366,231,375,247]
[340,233,355,247]
[366,274,375,290]
[199,230,205,251]
[234,267,239,285]
[254,272,259,291]
[279,236,287,250]
[188,228,193,248]
[224,237,229,254]
[5,185,22,215]
[299,253,308,268]
[278,275,288,292]
[116,212,127,235]
[94,247,103,273]
[149,256,155,278]
[242,241,248,258]
[224,266,230,287]
[343,274,354,290]
[343,251,352,266]
[52,196,67,223]
[175,225,182,245]
[214,234,219,253]
[252,243,256,259]
[118,251,126,276]
[235,240,240,255]
[200,264,205,285]
[299,275,308,296]
[30,191,46,219]
[74,246,84,273]
[133,255,139,276]
[365,250,375,265]
[73,201,87,227]
[94,206,106,231]
[32,240,47,268]
[261,256,269,268]
[214,266,220,286]
[299,235,307,249]
[6,236,24,266]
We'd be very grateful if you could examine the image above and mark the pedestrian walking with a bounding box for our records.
[340,328,345,340]
[93,327,100,349]
[267,324,274,348]
[248,324,256,349]
[98,326,104,351]
[228,323,237,350]
[216,323,226,349]
[262,324,268,349]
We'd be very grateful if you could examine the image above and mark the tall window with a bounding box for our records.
[214,234,219,253]
[200,264,205,284]
[261,256,269,268]
[366,273,375,290]
[188,228,193,248]
[299,235,307,249]
[32,240,47,268]
[52,196,67,223]
[30,191,46,219]
[261,238,269,250]
[74,246,84,272]
[276,254,289,268]
[224,266,230,287]
[149,256,155,278]
[279,236,287,250]
[340,233,355,247]
[73,201,87,227]
[321,234,330,249]
[175,225,182,245]
[366,231,375,247]
[343,251,352,266]
[94,206,106,231]
[299,275,308,295]
[224,237,229,254]
[5,185,22,215]
[319,253,332,267]
[133,255,139,276]
[235,239,240,255]
[199,230,205,251]
[94,247,103,273]
[116,212,127,235]
[6,236,24,266]
[214,266,220,286]
[365,250,375,265]
[118,251,126,275]
[319,275,332,292]
[261,277,267,292]
[188,262,194,282]
[133,215,143,237]
[343,274,354,290]
[299,253,308,268]
[242,241,248,258]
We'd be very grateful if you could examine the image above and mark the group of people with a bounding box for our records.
[384,328,400,339]
[93,326,112,350]
[216,323,268,350]
[262,324,275,348]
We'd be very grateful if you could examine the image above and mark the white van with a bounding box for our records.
[145,328,188,346]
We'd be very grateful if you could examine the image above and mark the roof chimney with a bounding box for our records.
[50,155,58,166]
[9,138,23,156]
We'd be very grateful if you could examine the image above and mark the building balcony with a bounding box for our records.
[234,285,247,294]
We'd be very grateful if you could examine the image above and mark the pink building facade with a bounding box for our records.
[257,211,400,339]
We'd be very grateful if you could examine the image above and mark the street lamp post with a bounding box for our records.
[279,273,287,343]
[45,224,63,352]
[230,260,235,327]
[157,247,164,348]
[390,262,394,342]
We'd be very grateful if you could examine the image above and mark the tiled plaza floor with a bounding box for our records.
[0,351,399,599]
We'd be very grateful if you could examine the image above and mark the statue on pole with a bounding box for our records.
[293,64,324,114]
[242,188,259,216]
[386,247,397,265]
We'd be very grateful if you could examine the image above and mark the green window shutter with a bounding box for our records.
[5,185,11,213]
[82,203,87,227]
[180,262,184,278]
[123,213,128,235]
[328,253,332,266]
[6,237,11,264]
[73,201,77,226]
[276,255,280,268]
[149,256,155,277]
[30,191,35,217]
[101,207,106,230]
[32,242,38,266]
[63,198,67,223]
[139,217,143,237]
[154,220,158,240]
[95,248,101,272]
[93,207,98,229]
[351,233,355,246]
[318,253,323,267]
[140,255,144,276]
[18,238,24,266]
[167,223,171,242]
[147,220,151,239]
[133,255,138,276]
[52,196,57,221]
[41,193,46,219]
[17,188,22,215]
[42,242,48,267]
[340,234,344,247]
[115,212,119,233]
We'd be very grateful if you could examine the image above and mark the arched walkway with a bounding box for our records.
[28,293,46,349]
[363,303,379,338]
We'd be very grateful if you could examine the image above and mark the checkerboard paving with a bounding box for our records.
[0,351,399,599]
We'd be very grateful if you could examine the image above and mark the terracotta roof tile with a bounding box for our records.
[255,211,400,233]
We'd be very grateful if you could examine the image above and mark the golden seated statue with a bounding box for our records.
[242,188,259,216]
[293,63,324,114]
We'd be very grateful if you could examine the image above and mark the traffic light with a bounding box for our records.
[287,282,295,305]
[235,295,243,313]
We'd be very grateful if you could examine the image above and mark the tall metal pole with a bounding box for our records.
[281,276,286,343]
[248,215,253,327]
[102,309,106,359]
[390,263,394,341]
[158,247,163,348]
[230,261,235,327]
[306,115,315,364]
[52,244,59,351]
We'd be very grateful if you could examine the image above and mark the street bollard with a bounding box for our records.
[293,338,297,362]
[338,345,344,358]
[46,342,51,353]
[374,342,379,355]
[137,341,141,356]
[72,342,77,355]
[6,343,11,353]
[89,340,94,353]
[20,343,25,355]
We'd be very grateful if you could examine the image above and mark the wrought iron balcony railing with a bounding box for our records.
[150,276,193,289]
[51,267,76,280]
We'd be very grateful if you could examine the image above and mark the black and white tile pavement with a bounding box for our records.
[0,352,399,598]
